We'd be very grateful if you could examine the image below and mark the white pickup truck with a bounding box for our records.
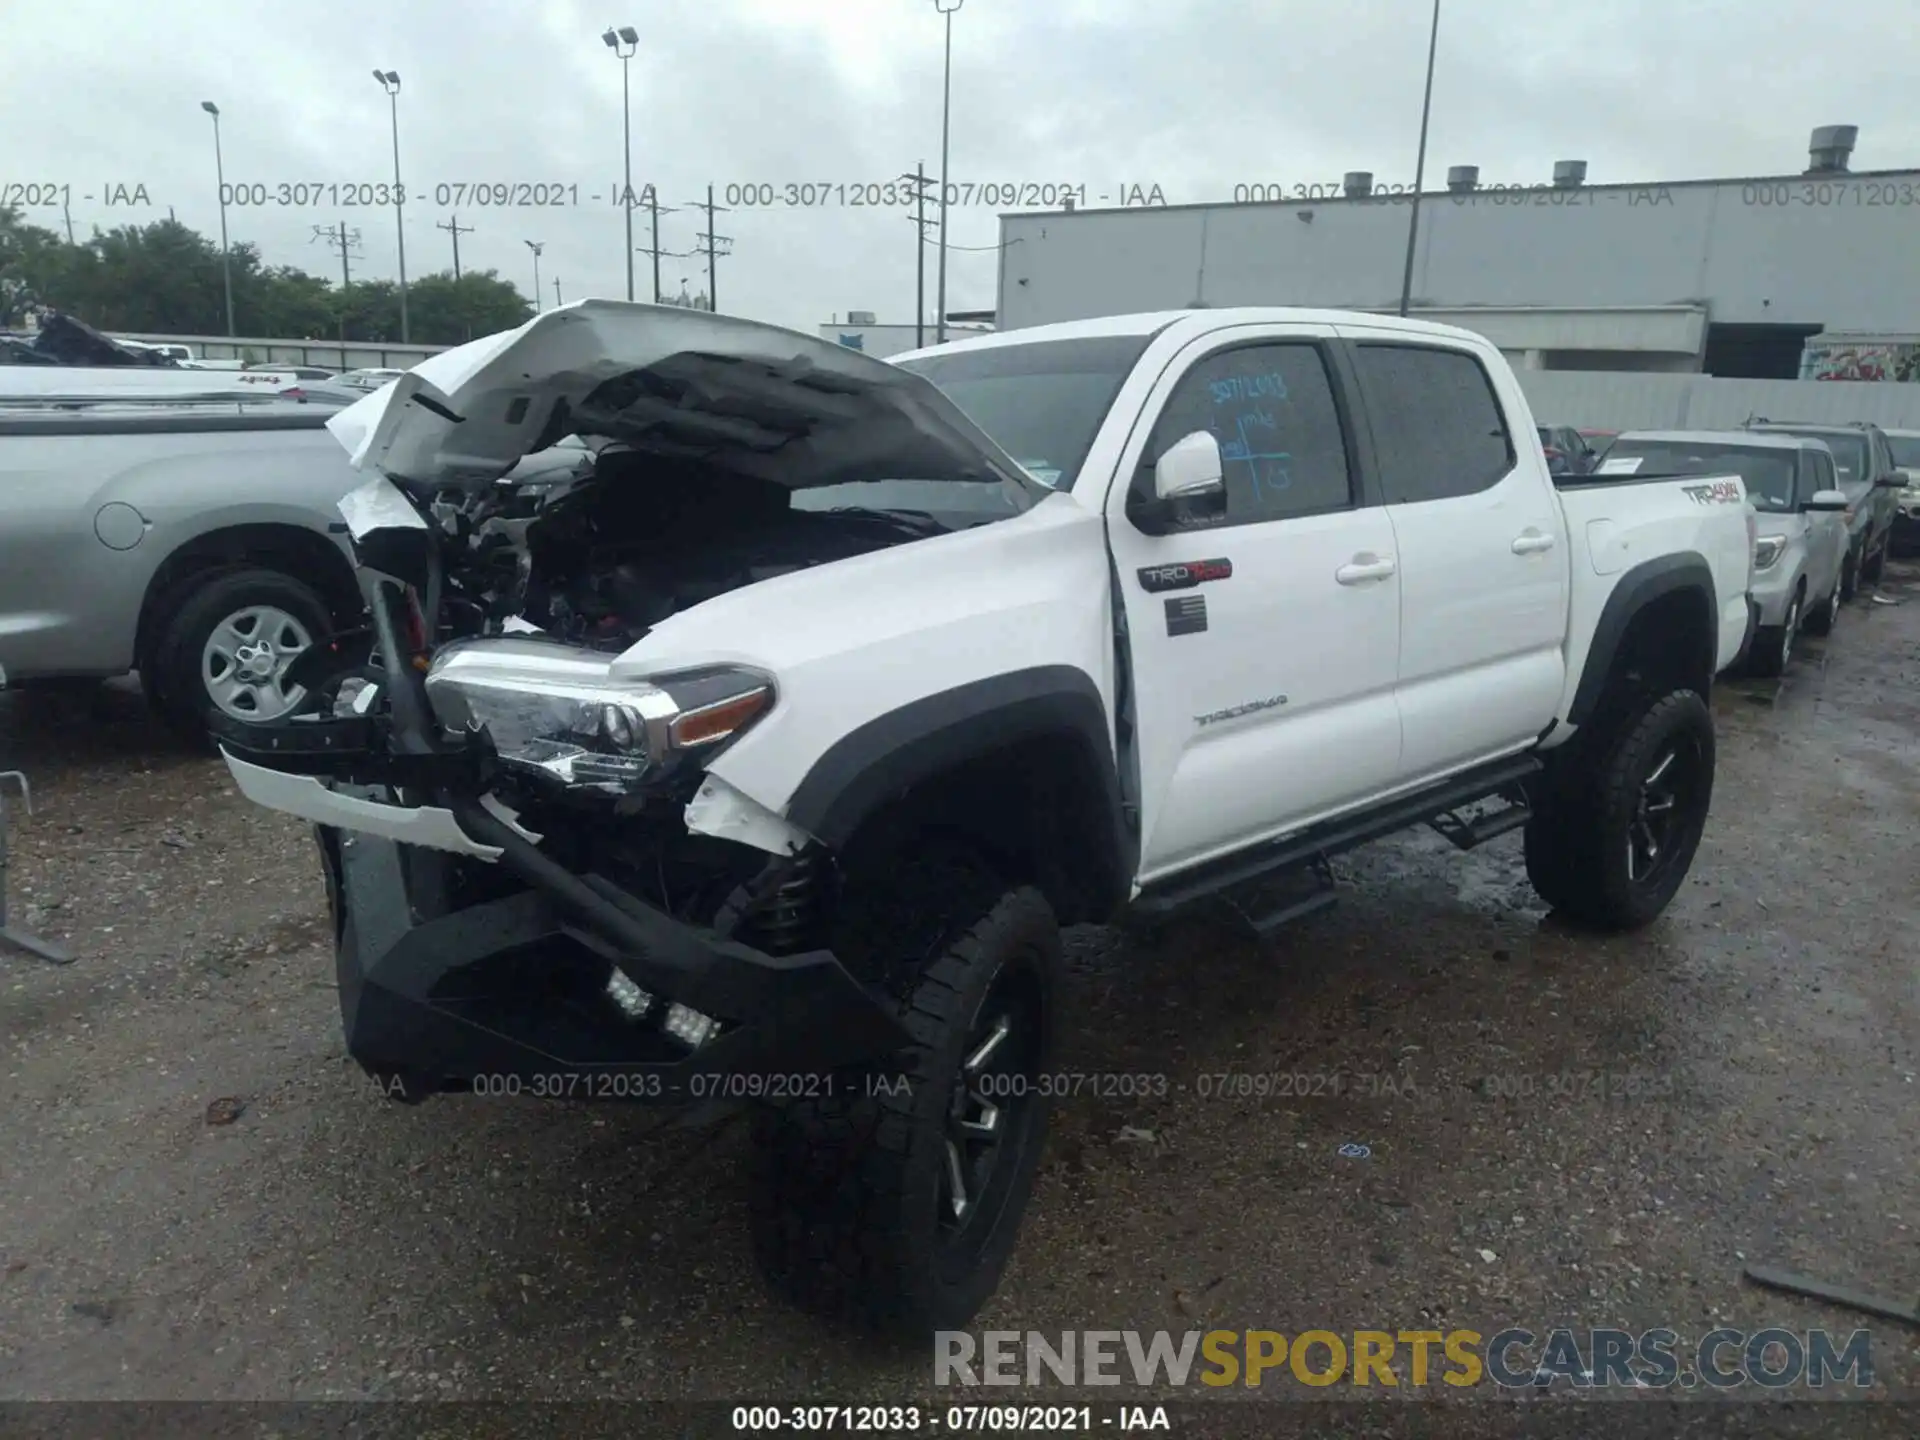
[212,301,1754,1337]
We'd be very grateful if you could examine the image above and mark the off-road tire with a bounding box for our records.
[1524,689,1715,932]
[748,870,1062,1338]
[1745,590,1800,678]
[1802,580,1841,638]
[150,567,333,739]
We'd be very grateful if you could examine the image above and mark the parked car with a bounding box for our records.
[1742,419,1903,598]
[213,300,1754,1339]
[332,367,407,392]
[1537,424,1601,476]
[1598,430,1849,674]
[1579,427,1617,458]
[1881,426,1920,554]
[278,381,371,406]
[255,365,339,381]
[0,397,590,733]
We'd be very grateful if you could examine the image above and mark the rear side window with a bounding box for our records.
[1353,344,1515,504]
[1812,451,1837,493]
[1133,342,1353,527]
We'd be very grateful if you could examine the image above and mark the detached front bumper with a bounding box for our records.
[223,750,910,1102]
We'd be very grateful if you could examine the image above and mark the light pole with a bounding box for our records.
[200,101,236,337]
[602,26,640,302]
[525,241,544,313]
[932,0,962,343]
[373,70,409,342]
[1397,0,1441,317]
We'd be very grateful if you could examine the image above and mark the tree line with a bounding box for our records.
[0,206,533,346]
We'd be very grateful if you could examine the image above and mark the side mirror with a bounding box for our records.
[1803,489,1850,512]
[1874,474,1906,488]
[1154,430,1225,502]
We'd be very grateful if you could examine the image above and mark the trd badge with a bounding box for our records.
[1138,558,1232,593]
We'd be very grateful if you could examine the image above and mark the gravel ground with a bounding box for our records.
[2,566,1917,1435]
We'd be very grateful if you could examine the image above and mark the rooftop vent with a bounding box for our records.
[846,310,876,326]
[1343,171,1373,198]
[1807,124,1857,174]
[1447,164,1479,193]
[1552,159,1587,188]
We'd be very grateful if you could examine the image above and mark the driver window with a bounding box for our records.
[1128,342,1354,529]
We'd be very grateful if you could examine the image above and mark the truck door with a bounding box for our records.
[1101,325,1403,885]
[1336,332,1570,783]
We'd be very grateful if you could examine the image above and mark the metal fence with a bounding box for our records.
[1519,371,1920,433]
[107,332,450,370]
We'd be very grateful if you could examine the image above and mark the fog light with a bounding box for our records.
[605,969,654,1019]
[664,1002,720,1049]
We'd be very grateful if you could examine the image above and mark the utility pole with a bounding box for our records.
[312,221,363,359]
[633,185,686,303]
[1398,0,1442,317]
[553,276,563,307]
[61,201,75,246]
[436,213,474,279]
[932,0,965,343]
[687,184,732,312]
[901,163,935,347]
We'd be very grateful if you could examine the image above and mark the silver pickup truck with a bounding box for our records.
[0,396,587,732]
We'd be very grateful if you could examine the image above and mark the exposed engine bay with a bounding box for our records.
[425,446,957,650]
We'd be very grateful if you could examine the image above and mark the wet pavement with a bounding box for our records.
[1,565,1916,1433]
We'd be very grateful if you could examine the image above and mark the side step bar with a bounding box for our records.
[1426,786,1534,851]
[1135,753,1542,917]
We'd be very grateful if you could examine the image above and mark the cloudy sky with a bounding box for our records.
[5,0,1915,336]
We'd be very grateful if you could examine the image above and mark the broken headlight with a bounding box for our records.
[423,637,772,795]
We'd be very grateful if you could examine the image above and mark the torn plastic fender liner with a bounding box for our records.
[684,772,816,857]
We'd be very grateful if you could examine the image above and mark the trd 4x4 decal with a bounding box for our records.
[1137,558,1232,592]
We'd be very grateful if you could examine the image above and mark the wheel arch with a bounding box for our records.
[135,522,360,670]
[784,666,1135,925]
[1568,553,1718,726]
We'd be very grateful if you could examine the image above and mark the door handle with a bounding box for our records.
[1511,529,1557,555]
[1335,553,1397,584]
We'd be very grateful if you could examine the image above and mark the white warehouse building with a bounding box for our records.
[992,126,1920,384]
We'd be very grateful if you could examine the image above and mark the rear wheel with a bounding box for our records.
[749,855,1061,1337]
[150,568,332,737]
[1524,690,1715,932]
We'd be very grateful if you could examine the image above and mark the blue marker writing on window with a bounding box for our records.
[1209,372,1289,405]
[1219,408,1290,499]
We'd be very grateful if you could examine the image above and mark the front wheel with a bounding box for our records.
[1524,690,1715,932]
[1839,548,1860,602]
[749,879,1061,1336]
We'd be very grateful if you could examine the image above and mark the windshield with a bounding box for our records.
[1604,441,1800,511]
[1887,435,1920,469]
[894,335,1153,491]
[1764,430,1866,484]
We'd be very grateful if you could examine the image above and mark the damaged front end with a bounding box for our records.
[214,301,1044,1102]
[213,480,905,1105]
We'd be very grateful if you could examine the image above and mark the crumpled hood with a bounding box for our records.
[324,298,1032,494]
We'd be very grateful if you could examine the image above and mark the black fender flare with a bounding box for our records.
[1567,553,1718,726]
[783,665,1135,917]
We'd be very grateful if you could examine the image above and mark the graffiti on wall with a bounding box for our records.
[1799,341,1920,383]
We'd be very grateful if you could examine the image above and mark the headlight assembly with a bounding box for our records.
[424,638,772,795]
[1751,535,1786,570]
